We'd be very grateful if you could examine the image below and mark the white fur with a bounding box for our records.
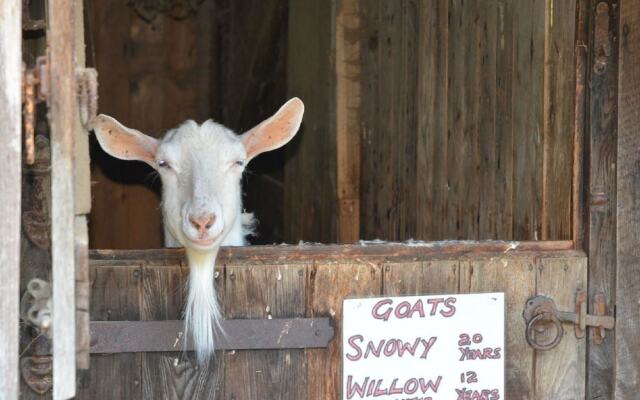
[93,98,303,364]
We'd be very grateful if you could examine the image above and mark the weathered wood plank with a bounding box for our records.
[75,216,91,369]
[306,262,382,400]
[461,0,481,239]
[383,260,458,295]
[285,0,337,243]
[542,0,576,240]
[615,1,640,396]
[225,263,307,400]
[0,1,22,398]
[478,2,498,239]
[535,257,587,399]
[336,0,362,243]
[49,0,78,396]
[512,0,545,240]
[74,0,91,215]
[141,264,222,399]
[416,0,448,240]
[586,1,619,398]
[460,257,536,399]
[447,0,466,239]
[76,266,142,400]
[495,0,515,239]
[90,241,578,265]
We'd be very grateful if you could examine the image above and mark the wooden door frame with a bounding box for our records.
[579,0,640,398]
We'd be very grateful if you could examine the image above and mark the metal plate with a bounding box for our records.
[89,318,334,353]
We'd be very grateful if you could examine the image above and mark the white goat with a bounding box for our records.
[92,98,304,362]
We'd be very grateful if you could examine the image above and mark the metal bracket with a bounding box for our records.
[89,318,335,353]
[523,290,614,351]
[22,56,49,165]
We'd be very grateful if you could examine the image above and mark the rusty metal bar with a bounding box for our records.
[89,318,334,353]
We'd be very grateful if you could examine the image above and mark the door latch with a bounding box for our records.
[523,290,614,351]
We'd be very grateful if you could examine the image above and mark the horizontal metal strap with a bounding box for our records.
[89,318,334,353]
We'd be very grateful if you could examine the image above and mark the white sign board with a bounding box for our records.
[343,293,504,400]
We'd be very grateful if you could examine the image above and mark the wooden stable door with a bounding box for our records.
[80,243,588,399]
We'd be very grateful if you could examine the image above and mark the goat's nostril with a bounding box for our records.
[188,213,216,232]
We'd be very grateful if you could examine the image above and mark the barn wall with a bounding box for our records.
[88,1,288,248]
[287,0,578,243]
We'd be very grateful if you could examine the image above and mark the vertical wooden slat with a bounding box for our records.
[535,257,587,399]
[0,1,22,398]
[512,0,545,240]
[225,263,307,400]
[447,0,466,239]
[461,0,480,239]
[495,0,515,239]
[306,262,381,400]
[460,258,536,399]
[141,264,222,399]
[416,0,448,240]
[285,0,337,243]
[49,0,78,397]
[383,260,458,295]
[615,1,640,396]
[336,0,362,243]
[77,266,143,400]
[75,217,91,369]
[478,2,498,239]
[586,0,619,398]
[360,0,418,241]
[542,0,576,240]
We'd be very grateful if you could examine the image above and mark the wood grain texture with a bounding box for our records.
[224,263,307,400]
[74,0,91,215]
[76,266,142,400]
[615,1,640,396]
[49,0,78,396]
[383,260,458,296]
[460,257,536,399]
[360,0,419,241]
[512,0,545,240]
[542,0,576,240]
[495,0,515,239]
[76,216,91,369]
[141,264,222,399]
[535,257,587,399]
[416,0,448,240]
[586,1,619,398]
[336,0,362,243]
[285,0,337,243]
[0,1,22,398]
[306,262,382,400]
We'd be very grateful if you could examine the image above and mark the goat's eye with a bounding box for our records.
[157,160,170,169]
[234,160,245,168]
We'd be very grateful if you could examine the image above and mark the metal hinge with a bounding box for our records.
[22,56,98,164]
[523,290,615,351]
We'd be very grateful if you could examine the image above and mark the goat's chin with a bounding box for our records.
[183,234,223,252]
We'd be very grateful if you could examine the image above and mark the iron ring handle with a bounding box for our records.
[525,311,564,351]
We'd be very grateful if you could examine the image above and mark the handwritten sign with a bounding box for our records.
[342,293,504,400]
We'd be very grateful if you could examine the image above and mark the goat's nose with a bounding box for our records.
[188,213,216,235]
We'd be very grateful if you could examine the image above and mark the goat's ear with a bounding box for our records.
[240,98,304,161]
[91,114,159,168]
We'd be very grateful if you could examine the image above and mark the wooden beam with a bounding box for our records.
[0,2,23,399]
[585,0,619,398]
[90,240,579,265]
[335,0,362,243]
[48,0,78,397]
[615,0,640,397]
